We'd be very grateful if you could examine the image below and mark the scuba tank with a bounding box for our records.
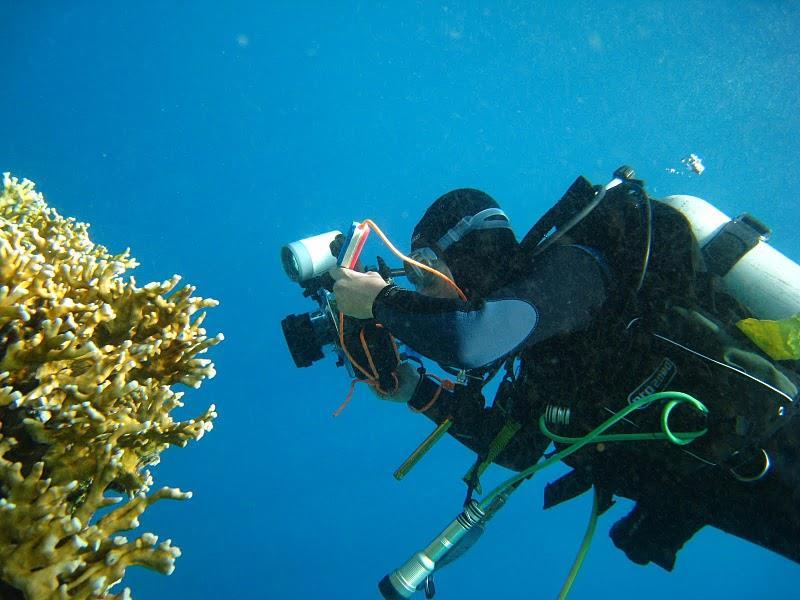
[659,194,800,321]
[522,169,800,360]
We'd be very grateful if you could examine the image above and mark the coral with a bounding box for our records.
[0,173,222,599]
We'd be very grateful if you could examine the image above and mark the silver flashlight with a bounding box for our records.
[378,501,486,599]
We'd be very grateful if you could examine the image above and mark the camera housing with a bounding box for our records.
[280,231,400,388]
[280,288,340,368]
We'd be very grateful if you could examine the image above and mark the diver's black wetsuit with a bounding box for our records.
[372,202,800,571]
[374,243,608,370]
[373,242,609,470]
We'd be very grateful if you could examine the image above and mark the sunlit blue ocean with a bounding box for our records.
[2,3,799,599]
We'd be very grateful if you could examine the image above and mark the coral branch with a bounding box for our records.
[0,173,220,598]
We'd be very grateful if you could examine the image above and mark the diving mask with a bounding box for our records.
[404,246,444,289]
[404,207,512,289]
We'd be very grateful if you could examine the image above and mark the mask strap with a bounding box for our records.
[437,208,511,252]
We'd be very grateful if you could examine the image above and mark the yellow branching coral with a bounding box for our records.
[0,173,222,599]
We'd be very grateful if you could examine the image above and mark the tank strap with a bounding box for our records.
[702,213,771,276]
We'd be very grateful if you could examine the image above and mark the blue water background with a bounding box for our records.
[2,3,799,599]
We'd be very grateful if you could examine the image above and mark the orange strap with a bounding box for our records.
[430,374,456,391]
[361,219,467,301]
[334,312,400,416]
[409,373,455,413]
[333,215,464,414]
[411,384,442,413]
[333,378,363,417]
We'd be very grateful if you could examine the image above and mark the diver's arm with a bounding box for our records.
[373,244,609,370]
[405,374,551,471]
[369,357,494,452]
[372,286,538,370]
[406,374,501,454]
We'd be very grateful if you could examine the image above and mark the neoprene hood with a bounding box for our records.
[412,189,520,299]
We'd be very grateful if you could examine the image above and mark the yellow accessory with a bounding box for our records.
[736,313,800,360]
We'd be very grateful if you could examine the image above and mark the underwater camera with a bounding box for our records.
[280,226,404,390]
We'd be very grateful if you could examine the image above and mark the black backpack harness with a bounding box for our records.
[469,167,800,569]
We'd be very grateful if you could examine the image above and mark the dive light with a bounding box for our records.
[378,500,486,599]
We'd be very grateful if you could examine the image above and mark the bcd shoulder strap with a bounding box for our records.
[519,175,597,255]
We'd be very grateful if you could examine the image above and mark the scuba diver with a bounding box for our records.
[326,168,800,576]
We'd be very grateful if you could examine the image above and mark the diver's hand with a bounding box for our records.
[329,267,389,319]
[373,361,421,403]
